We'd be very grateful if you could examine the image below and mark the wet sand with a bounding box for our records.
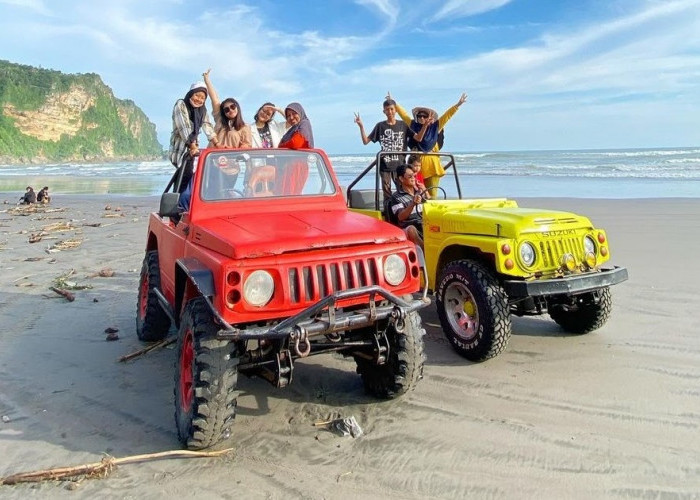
[0,195,698,498]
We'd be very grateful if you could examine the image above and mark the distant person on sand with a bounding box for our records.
[279,103,314,149]
[19,186,36,205]
[249,102,288,148]
[169,81,219,195]
[202,69,251,149]
[391,92,467,197]
[354,98,428,199]
[36,186,50,204]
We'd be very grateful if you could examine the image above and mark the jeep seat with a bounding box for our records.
[247,165,276,197]
[349,189,383,210]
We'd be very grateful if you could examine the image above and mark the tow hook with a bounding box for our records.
[291,327,311,357]
[391,307,406,333]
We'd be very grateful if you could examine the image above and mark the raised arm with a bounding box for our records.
[354,112,371,145]
[437,92,467,130]
[202,69,221,112]
[387,92,412,125]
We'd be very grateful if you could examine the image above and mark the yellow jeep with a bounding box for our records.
[347,152,628,362]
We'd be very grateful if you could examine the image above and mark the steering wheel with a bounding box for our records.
[418,186,447,201]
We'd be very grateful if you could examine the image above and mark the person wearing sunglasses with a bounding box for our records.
[202,69,251,149]
[388,164,425,249]
[390,92,468,197]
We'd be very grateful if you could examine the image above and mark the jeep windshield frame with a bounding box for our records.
[346,151,463,211]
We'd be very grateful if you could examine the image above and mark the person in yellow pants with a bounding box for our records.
[391,92,467,197]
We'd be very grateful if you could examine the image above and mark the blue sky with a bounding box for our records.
[1,0,698,153]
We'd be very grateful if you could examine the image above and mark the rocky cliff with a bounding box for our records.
[0,60,163,164]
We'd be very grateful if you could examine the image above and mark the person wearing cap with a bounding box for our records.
[249,102,288,148]
[202,69,251,149]
[169,81,218,194]
[391,92,468,197]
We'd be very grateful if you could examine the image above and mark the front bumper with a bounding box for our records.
[216,285,430,341]
[503,266,628,298]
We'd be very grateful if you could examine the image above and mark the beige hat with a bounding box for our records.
[412,106,437,120]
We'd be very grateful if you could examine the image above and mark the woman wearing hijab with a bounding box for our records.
[169,81,218,193]
[393,92,467,196]
[274,103,313,194]
[202,69,251,149]
[279,103,314,149]
[249,102,288,148]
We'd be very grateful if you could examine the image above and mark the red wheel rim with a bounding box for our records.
[179,328,194,410]
[138,272,149,319]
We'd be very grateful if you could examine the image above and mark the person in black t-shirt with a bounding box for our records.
[354,98,429,199]
[388,164,425,248]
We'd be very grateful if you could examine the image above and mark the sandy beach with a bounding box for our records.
[0,194,698,498]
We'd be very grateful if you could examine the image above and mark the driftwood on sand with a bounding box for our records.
[118,337,176,363]
[49,287,75,302]
[0,449,232,485]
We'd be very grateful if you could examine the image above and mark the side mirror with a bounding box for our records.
[159,192,181,217]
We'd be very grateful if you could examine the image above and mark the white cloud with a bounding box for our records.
[355,0,400,24]
[432,0,512,21]
[0,0,51,16]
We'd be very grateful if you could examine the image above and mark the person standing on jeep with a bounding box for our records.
[391,92,467,197]
[169,81,219,194]
[389,164,425,249]
[354,98,428,200]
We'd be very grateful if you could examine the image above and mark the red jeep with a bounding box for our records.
[136,148,429,449]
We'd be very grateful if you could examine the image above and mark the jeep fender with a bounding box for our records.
[174,257,216,324]
[430,234,507,286]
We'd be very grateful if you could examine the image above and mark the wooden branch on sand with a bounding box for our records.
[118,337,176,363]
[49,287,75,302]
[0,448,232,485]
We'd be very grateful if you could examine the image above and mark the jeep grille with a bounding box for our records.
[538,237,583,268]
[288,259,379,304]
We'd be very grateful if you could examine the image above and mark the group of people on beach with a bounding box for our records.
[169,69,314,201]
[19,186,50,205]
[168,69,467,245]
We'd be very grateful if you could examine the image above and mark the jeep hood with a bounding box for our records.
[191,210,406,258]
[426,200,594,238]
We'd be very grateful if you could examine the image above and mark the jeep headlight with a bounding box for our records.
[583,235,596,254]
[383,254,406,286]
[243,270,274,306]
[519,241,536,267]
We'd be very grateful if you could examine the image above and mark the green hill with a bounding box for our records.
[0,60,163,164]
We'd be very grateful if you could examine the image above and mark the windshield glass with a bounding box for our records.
[199,150,336,201]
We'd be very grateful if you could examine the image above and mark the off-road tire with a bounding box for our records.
[436,260,511,362]
[548,287,612,334]
[174,298,239,450]
[355,310,426,399]
[136,250,171,341]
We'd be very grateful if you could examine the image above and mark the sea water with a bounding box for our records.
[1,147,698,198]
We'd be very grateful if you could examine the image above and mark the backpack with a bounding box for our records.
[437,129,445,150]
